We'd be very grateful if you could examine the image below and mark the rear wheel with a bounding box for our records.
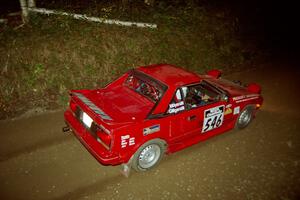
[236,105,254,129]
[132,139,166,172]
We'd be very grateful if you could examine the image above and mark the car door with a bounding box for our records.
[168,83,228,141]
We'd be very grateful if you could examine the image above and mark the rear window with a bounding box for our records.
[124,73,164,103]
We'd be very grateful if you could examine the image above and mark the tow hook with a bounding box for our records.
[62,125,70,133]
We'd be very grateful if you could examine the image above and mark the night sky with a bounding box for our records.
[210,0,299,57]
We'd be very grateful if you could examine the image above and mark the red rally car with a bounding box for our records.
[63,64,263,172]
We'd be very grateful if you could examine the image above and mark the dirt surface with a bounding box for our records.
[0,62,299,200]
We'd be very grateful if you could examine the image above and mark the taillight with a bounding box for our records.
[97,128,111,147]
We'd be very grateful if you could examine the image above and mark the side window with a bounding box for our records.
[167,83,220,114]
[185,83,219,110]
[167,89,185,114]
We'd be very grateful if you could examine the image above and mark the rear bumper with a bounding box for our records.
[64,110,121,166]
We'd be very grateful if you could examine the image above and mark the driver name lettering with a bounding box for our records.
[168,101,184,113]
[169,101,184,108]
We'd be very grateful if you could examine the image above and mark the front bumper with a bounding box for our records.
[64,110,121,166]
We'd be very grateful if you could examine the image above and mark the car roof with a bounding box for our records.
[137,64,201,88]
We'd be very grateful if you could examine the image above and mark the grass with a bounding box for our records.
[0,3,259,119]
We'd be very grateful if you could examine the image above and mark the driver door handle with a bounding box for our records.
[187,115,196,121]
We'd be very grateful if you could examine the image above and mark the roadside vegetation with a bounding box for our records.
[0,1,261,119]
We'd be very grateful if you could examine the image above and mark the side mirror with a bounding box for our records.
[220,94,229,102]
[247,83,261,94]
[207,69,222,79]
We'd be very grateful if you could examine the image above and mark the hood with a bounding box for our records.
[81,85,154,123]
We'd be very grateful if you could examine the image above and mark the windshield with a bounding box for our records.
[124,72,164,103]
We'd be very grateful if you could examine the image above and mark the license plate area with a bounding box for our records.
[74,107,110,150]
[75,107,93,129]
[82,112,93,128]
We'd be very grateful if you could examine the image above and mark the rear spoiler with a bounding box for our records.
[71,91,113,121]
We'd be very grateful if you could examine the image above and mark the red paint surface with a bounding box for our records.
[64,64,263,166]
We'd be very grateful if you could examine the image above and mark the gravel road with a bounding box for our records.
[1,63,299,200]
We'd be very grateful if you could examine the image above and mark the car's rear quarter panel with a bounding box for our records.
[112,118,171,163]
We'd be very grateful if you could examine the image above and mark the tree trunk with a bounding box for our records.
[19,0,28,22]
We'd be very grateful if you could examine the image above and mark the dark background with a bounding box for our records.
[1,0,299,57]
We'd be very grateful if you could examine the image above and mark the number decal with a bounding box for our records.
[202,105,225,133]
[203,118,211,132]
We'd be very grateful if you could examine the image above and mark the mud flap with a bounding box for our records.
[120,156,134,177]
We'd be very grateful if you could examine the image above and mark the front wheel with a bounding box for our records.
[235,105,254,129]
[132,139,166,172]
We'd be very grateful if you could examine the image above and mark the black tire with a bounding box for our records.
[235,105,254,129]
[132,139,166,172]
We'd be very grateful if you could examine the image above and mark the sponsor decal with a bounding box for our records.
[226,104,232,108]
[202,105,225,133]
[168,101,184,114]
[129,137,135,146]
[143,124,160,136]
[224,108,232,115]
[235,96,259,103]
[121,135,135,148]
[233,106,240,115]
[233,94,259,103]
[73,92,112,120]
